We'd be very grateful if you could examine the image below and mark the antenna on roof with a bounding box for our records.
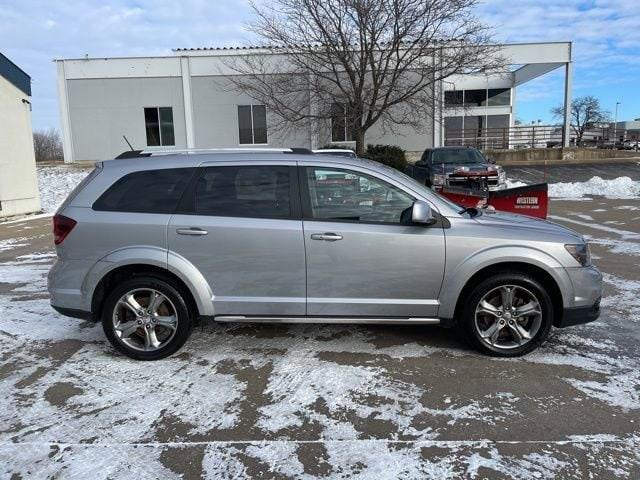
[123,135,134,151]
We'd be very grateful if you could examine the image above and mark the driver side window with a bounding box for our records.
[304,167,415,224]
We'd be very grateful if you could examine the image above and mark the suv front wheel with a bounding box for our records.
[102,276,194,360]
[459,273,553,357]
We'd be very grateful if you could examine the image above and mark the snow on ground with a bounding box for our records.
[3,171,640,477]
[0,237,29,251]
[507,175,640,199]
[2,219,640,478]
[548,215,640,241]
[37,166,91,213]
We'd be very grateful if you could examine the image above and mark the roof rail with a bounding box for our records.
[114,150,151,159]
[287,147,313,154]
[136,147,313,156]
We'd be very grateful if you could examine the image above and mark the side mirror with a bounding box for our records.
[487,157,496,164]
[411,201,437,225]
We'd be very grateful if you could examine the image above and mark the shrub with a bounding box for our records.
[363,144,407,171]
[319,144,355,151]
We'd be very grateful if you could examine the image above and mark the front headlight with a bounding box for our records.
[498,167,506,184]
[432,174,447,186]
[565,243,591,266]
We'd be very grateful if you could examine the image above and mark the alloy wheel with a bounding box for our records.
[474,284,543,350]
[112,288,178,352]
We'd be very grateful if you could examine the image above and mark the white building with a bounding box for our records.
[610,120,640,143]
[55,42,573,162]
[0,53,40,217]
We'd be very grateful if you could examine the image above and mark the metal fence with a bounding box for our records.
[444,125,640,150]
[444,125,563,150]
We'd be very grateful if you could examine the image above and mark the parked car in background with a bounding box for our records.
[405,147,507,191]
[313,148,357,158]
[48,148,601,360]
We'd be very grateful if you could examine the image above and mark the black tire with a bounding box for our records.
[101,276,194,360]
[458,272,553,357]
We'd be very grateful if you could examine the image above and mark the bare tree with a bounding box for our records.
[224,0,505,154]
[33,128,63,163]
[552,96,610,146]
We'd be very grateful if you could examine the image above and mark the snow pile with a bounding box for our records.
[548,176,640,199]
[507,176,640,199]
[37,166,91,213]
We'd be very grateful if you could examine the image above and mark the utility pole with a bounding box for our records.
[612,102,621,149]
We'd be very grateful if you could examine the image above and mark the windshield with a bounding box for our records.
[432,149,485,164]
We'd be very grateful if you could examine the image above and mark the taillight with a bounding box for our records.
[53,214,77,245]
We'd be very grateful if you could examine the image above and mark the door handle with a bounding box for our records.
[176,228,208,236]
[310,232,343,242]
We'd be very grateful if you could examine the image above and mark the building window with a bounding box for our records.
[463,115,485,138]
[444,90,463,107]
[444,116,464,145]
[487,89,511,106]
[144,107,175,146]
[463,90,486,107]
[331,103,356,142]
[238,105,267,144]
[444,89,512,109]
[486,114,510,129]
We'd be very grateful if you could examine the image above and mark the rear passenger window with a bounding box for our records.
[93,168,192,213]
[194,166,291,218]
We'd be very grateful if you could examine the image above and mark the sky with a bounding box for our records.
[0,0,638,131]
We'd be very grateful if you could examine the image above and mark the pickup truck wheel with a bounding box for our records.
[459,273,553,357]
[102,276,194,360]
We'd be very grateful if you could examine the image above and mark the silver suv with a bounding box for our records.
[48,149,602,360]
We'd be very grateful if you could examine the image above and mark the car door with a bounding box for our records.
[167,162,306,317]
[300,163,446,318]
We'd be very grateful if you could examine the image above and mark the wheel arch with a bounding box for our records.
[91,264,201,320]
[450,262,564,327]
[438,244,571,325]
[84,247,214,318]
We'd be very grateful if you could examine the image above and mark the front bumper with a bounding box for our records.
[555,265,603,328]
[565,265,603,307]
[558,298,601,327]
[444,176,505,191]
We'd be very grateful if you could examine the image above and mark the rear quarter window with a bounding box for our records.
[93,168,193,213]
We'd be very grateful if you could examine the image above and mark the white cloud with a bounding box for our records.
[477,0,640,65]
[0,0,255,130]
[1,0,637,130]
[476,0,640,122]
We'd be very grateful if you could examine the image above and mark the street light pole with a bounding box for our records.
[612,102,621,149]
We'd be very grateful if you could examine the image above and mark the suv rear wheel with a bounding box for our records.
[102,276,194,360]
[459,272,553,357]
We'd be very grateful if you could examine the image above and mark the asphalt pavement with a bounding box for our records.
[1,165,639,478]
